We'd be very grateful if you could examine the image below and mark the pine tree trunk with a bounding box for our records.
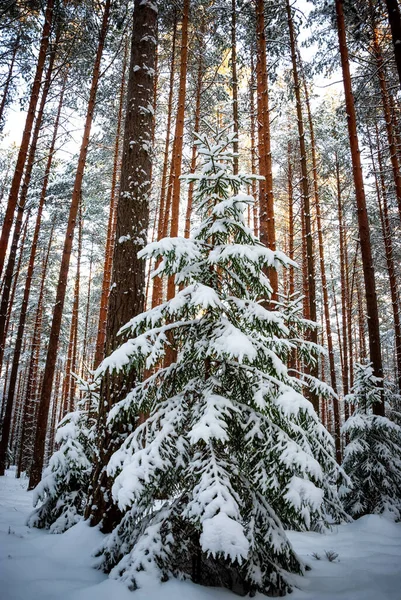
[286,1,318,410]
[334,0,384,415]
[231,0,239,175]
[93,43,128,368]
[0,41,57,384]
[184,28,204,238]
[152,14,177,307]
[300,63,341,458]
[0,0,54,278]
[0,29,20,130]
[250,54,258,238]
[385,0,401,90]
[167,0,190,301]
[28,0,112,490]
[81,241,94,377]
[371,13,401,222]
[0,72,64,476]
[255,0,277,298]
[85,0,157,530]
[336,157,349,418]
[17,226,54,478]
[374,128,401,392]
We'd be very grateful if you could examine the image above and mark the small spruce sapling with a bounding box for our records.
[94,128,346,595]
[27,377,99,533]
[341,362,401,520]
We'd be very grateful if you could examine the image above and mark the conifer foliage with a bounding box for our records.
[91,129,345,595]
[341,363,401,520]
[27,379,99,533]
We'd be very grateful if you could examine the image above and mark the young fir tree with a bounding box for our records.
[92,128,346,595]
[27,378,99,534]
[341,362,401,520]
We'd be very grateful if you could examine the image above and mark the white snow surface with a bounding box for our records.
[1,469,401,600]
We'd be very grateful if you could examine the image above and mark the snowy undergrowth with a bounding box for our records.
[1,471,401,600]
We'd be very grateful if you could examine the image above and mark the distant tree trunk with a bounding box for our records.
[370,12,401,222]
[384,0,401,90]
[231,0,239,174]
[152,14,177,306]
[255,0,277,298]
[67,205,83,412]
[374,128,401,393]
[17,226,54,478]
[184,28,204,239]
[93,43,128,368]
[287,141,295,298]
[286,1,318,410]
[85,0,157,531]
[300,64,341,459]
[0,214,29,474]
[0,0,54,278]
[0,29,20,130]
[28,0,112,490]
[0,41,57,383]
[81,241,94,377]
[167,0,190,302]
[0,214,29,377]
[336,157,349,419]
[335,0,384,416]
[0,73,64,477]
[250,54,258,238]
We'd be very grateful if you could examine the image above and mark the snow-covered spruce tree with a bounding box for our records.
[94,128,346,595]
[341,362,401,521]
[27,378,99,533]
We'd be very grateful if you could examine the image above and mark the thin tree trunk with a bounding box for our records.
[81,240,94,378]
[17,225,54,478]
[184,28,204,238]
[93,43,128,368]
[152,14,177,307]
[300,63,341,458]
[385,0,401,90]
[28,0,112,490]
[370,9,401,222]
[374,127,401,392]
[250,53,258,238]
[0,41,57,383]
[167,0,190,301]
[255,0,277,298]
[286,1,318,410]
[0,0,54,278]
[0,29,20,130]
[231,0,239,174]
[335,0,384,415]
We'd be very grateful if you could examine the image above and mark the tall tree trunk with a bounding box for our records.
[231,0,239,174]
[300,63,341,459]
[17,227,54,477]
[152,14,177,307]
[67,204,83,412]
[81,241,94,377]
[335,0,384,415]
[0,0,54,278]
[93,43,128,368]
[374,128,401,392]
[0,40,57,381]
[370,11,401,222]
[255,0,277,298]
[167,0,190,302]
[384,0,401,91]
[0,74,64,476]
[336,156,350,422]
[85,0,157,531]
[28,0,112,490]
[0,29,20,130]
[184,27,204,238]
[286,1,318,409]
[250,53,258,238]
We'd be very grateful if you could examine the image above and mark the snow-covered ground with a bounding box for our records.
[1,470,401,600]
